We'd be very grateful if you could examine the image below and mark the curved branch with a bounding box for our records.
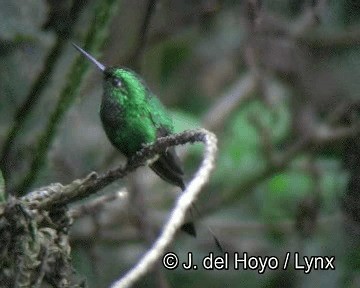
[0,129,217,286]
[110,129,217,288]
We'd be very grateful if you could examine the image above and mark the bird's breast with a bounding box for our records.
[100,98,148,156]
[100,98,125,131]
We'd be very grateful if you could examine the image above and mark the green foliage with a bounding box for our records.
[172,110,204,169]
[262,170,313,220]
[160,41,191,85]
[318,159,348,212]
[214,100,290,187]
[172,110,201,132]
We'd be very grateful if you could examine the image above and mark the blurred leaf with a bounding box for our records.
[320,159,348,212]
[214,100,290,187]
[172,110,201,132]
[261,170,313,220]
[172,110,204,169]
[160,41,191,84]
[267,172,312,198]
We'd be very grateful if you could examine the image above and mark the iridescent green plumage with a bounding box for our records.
[73,43,185,189]
[100,67,185,189]
[73,43,195,236]
[101,67,171,154]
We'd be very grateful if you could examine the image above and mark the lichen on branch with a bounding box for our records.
[0,129,218,287]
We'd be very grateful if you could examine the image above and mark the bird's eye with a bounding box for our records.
[112,77,122,88]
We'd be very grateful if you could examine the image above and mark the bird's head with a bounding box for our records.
[72,43,147,102]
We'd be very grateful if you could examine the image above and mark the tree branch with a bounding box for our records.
[16,129,216,212]
[127,0,158,70]
[0,129,217,287]
[109,129,217,288]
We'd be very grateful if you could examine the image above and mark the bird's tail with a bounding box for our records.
[150,151,222,250]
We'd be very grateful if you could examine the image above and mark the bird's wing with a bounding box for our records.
[156,126,184,173]
[149,125,185,190]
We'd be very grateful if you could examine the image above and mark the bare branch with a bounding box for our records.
[127,0,158,70]
[297,25,360,49]
[247,112,276,164]
[69,189,128,219]
[202,73,256,131]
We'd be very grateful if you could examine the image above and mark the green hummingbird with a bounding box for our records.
[73,43,196,236]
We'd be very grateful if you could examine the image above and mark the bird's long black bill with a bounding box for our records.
[72,42,105,72]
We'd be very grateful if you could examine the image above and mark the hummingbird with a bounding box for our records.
[72,43,196,236]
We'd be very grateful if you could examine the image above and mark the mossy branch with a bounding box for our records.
[0,129,217,287]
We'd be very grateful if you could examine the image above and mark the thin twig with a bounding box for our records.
[202,73,256,131]
[248,112,276,164]
[128,0,158,70]
[0,1,88,182]
[14,0,120,196]
[69,189,127,219]
[296,25,360,49]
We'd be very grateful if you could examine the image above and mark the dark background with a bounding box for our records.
[1,0,360,287]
